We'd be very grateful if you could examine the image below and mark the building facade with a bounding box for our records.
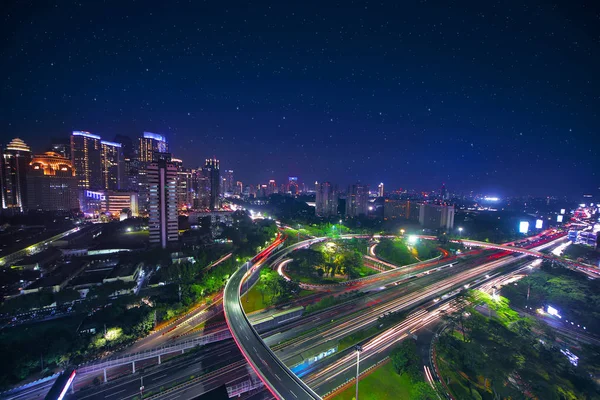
[203,158,220,210]
[346,183,369,218]
[1,138,32,212]
[418,204,455,230]
[147,153,178,248]
[27,152,78,211]
[138,132,168,163]
[315,181,338,217]
[71,131,103,191]
[101,140,124,190]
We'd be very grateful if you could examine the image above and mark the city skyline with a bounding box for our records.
[2,1,598,196]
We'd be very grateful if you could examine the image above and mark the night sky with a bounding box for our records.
[1,1,599,196]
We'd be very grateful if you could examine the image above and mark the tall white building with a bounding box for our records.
[147,154,178,248]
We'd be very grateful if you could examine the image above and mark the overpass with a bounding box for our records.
[223,237,322,400]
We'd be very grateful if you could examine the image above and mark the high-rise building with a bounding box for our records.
[419,204,455,230]
[71,131,103,191]
[288,177,299,195]
[267,179,277,196]
[315,181,338,217]
[27,152,78,212]
[378,183,384,197]
[147,153,178,248]
[101,140,124,190]
[50,138,70,159]
[346,183,369,218]
[138,132,168,163]
[203,158,220,210]
[383,199,419,221]
[223,170,234,194]
[104,191,138,217]
[2,138,32,212]
[113,134,135,160]
[235,181,243,195]
[171,158,192,210]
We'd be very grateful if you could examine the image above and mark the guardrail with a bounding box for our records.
[77,329,231,374]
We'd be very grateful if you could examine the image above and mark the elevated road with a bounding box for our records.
[224,237,321,400]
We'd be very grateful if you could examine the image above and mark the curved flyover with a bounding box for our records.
[223,238,321,400]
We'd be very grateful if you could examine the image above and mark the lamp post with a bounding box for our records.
[458,227,463,236]
[355,344,363,400]
[400,229,405,236]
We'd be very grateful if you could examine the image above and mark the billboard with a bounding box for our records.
[519,221,529,234]
[557,215,564,223]
[535,219,543,229]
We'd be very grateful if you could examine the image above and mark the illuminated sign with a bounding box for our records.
[560,209,565,214]
[557,215,564,223]
[519,221,529,234]
[143,131,166,141]
[72,130,101,140]
[535,219,543,229]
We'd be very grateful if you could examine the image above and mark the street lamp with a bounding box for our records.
[400,229,405,236]
[458,227,463,236]
[355,344,363,400]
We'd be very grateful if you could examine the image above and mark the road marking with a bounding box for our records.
[150,374,167,380]
[274,373,281,381]
[290,390,298,398]
[106,389,126,397]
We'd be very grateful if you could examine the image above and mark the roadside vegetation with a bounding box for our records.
[376,238,438,266]
[435,290,600,399]
[285,239,374,284]
[0,212,278,389]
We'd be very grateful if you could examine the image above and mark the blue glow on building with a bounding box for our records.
[72,131,101,140]
[143,132,166,142]
[101,140,122,147]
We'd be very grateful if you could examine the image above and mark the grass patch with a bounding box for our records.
[242,281,269,313]
[333,362,413,400]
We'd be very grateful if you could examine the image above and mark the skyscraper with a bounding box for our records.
[346,183,369,218]
[138,132,167,163]
[203,158,220,210]
[71,131,103,191]
[172,158,192,210]
[147,153,178,248]
[267,179,277,196]
[223,170,234,194]
[1,138,32,212]
[378,182,384,197]
[419,204,455,230]
[27,152,77,211]
[101,140,124,190]
[315,181,338,217]
[288,177,299,195]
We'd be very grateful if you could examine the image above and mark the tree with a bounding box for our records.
[410,381,439,400]
[390,339,421,381]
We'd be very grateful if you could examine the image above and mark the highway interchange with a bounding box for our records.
[3,229,591,400]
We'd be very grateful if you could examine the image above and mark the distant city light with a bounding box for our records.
[519,221,529,234]
[483,196,499,202]
[557,215,564,222]
[408,235,417,244]
[560,208,566,214]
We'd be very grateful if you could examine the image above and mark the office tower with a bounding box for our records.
[27,152,78,211]
[223,170,234,194]
[288,177,299,195]
[440,183,448,200]
[378,182,384,197]
[71,131,103,191]
[192,168,210,209]
[138,132,168,163]
[147,153,178,248]
[419,204,455,230]
[113,134,135,160]
[235,181,243,196]
[315,181,338,217]
[203,158,220,210]
[267,179,277,196]
[101,140,124,190]
[50,138,70,159]
[383,199,418,221]
[1,138,32,212]
[346,183,369,218]
[171,158,192,210]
